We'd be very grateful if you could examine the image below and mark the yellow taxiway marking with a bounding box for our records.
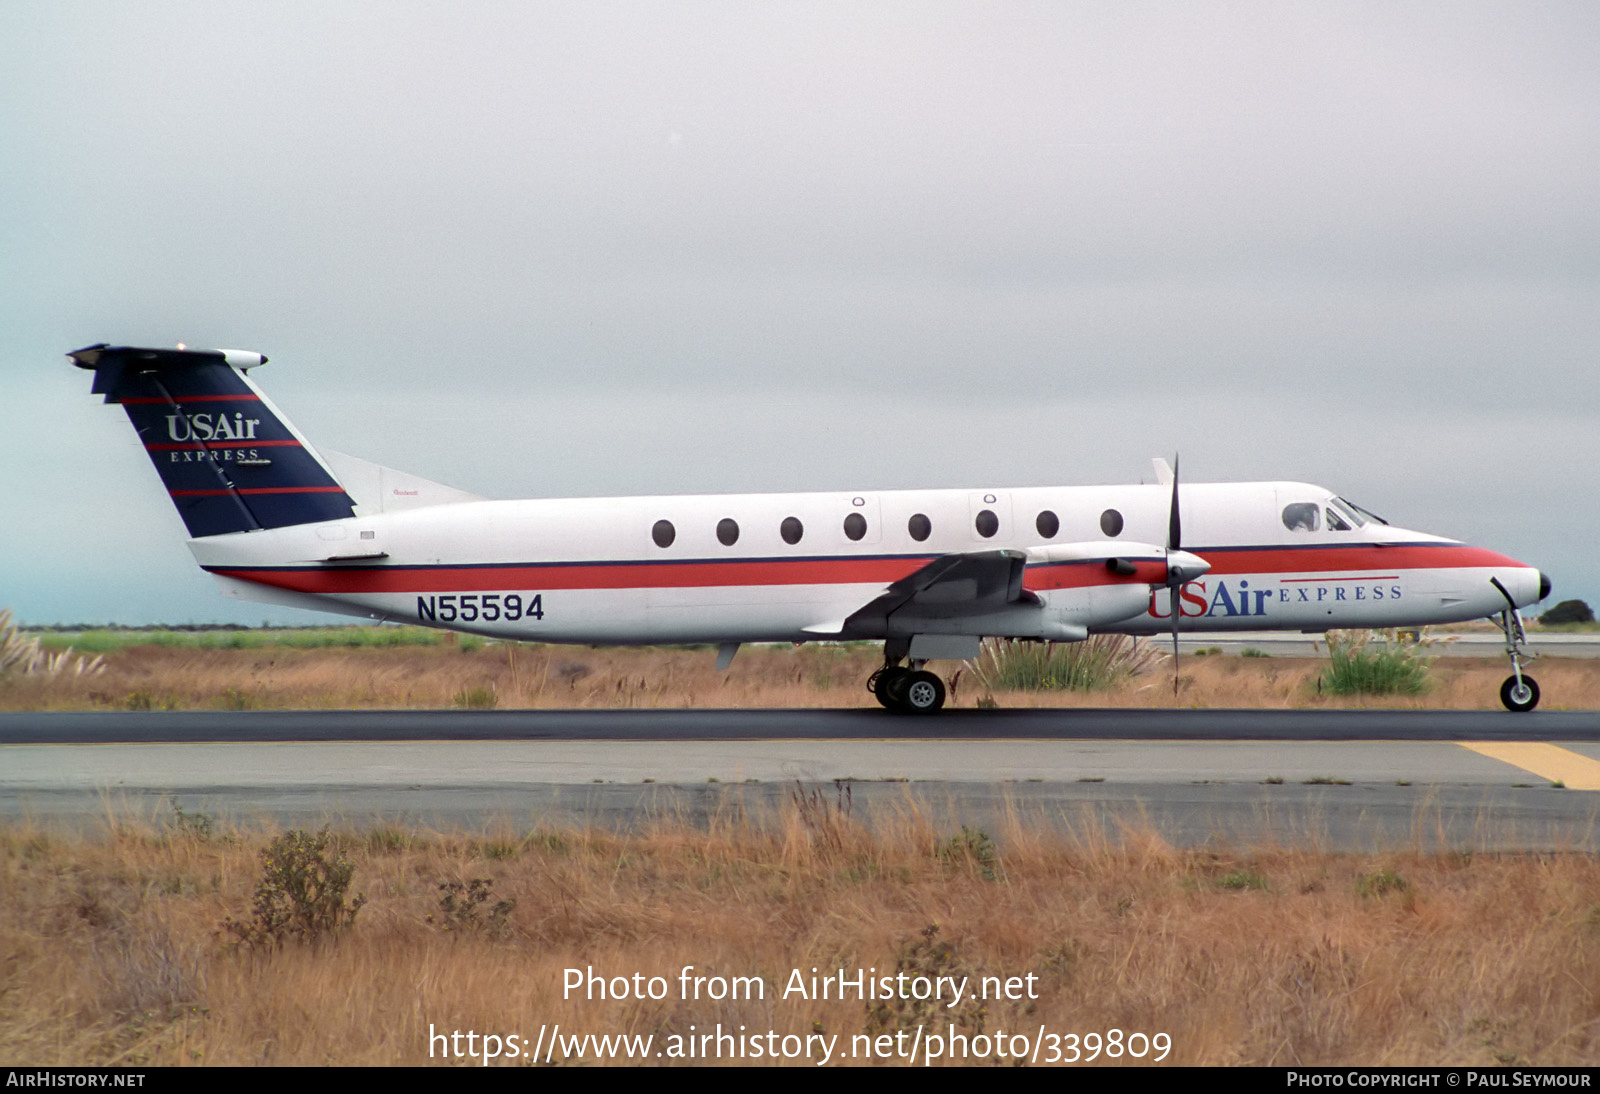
[1459,742,1600,791]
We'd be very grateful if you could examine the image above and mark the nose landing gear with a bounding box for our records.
[1490,579,1539,712]
[868,659,947,714]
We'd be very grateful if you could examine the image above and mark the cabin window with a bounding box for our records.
[717,518,740,546]
[907,513,931,542]
[1036,510,1059,538]
[843,513,867,541]
[1100,509,1123,537]
[781,516,804,545]
[975,509,999,538]
[1282,503,1320,533]
[652,519,676,548]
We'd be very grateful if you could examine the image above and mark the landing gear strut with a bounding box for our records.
[868,657,947,714]
[1490,582,1539,712]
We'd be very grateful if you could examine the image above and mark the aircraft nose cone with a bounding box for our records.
[1539,570,1552,602]
[1167,549,1211,585]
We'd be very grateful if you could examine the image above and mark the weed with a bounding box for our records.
[217,687,256,711]
[790,780,855,853]
[165,802,214,842]
[938,826,1001,881]
[1321,630,1433,696]
[1356,869,1410,898]
[364,828,419,854]
[0,609,105,678]
[1240,647,1268,658]
[967,634,1163,692]
[452,685,497,709]
[1217,868,1270,891]
[459,636,485,654]
[428,879,515,936]
[121,690,177,712]
[223,827,367,948]
[864,924,986,1040]
[1303,776,1352,786]
[1262,776,1285,785]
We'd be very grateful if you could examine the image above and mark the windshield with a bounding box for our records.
[1327,498,1364,529]
[1336,496,1388,526]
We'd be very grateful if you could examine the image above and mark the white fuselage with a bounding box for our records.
[188,479,1543,645]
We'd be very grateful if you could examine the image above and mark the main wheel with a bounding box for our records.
[901,670,946,714]
[1500,675,1540,712]
[873,666,910,710]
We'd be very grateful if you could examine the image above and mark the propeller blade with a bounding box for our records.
[1167,453,1181,552]
[1172,605,1180,700]
[1167,454,1182,698]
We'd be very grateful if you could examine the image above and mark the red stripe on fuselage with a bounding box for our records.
[207,542,1532,597]
[1200,544,1523,574]
[212,557,938,594]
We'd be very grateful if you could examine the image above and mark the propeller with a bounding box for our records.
[1167,455,1181,698]
[1155,458,1213,699]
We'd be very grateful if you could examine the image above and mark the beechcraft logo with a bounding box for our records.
[166,412,262,442]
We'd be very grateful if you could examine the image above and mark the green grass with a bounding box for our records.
[1320,630,1432,696]
[34,626,444,653]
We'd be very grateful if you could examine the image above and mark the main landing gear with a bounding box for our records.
[1491,592,1539,712]
[869,660,948,714]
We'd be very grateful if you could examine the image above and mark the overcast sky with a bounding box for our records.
[3,2,1596,626]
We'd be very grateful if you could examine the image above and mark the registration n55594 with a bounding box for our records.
[416,593,544,624]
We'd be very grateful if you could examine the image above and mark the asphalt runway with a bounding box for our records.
[4,706,1598,743]
[3,708,1598,848]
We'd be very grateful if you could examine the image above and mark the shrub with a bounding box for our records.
[1320,630,1431,696]
[224,827,366,948]
[967,634,1163,692]
[428,879,516,936]
[863,925,985,1039]
[1539,599,1594,625]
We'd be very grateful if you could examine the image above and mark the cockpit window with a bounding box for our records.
[1328,498,1365,528]
[1325,507,1352,532]
[1338,496,1388,526]
[1282,503,1320,533]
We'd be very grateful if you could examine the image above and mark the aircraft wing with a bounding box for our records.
[806,541,1179,642]
[818,549,1034,637]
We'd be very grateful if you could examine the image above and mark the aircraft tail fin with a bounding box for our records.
[70,343,357,538]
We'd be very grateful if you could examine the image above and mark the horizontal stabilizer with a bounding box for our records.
[321,450,485,515]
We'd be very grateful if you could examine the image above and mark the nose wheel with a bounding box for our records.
[1500,674,1540,713]
[868,661,947,713]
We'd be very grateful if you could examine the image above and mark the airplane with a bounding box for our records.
[70,342,1553,713]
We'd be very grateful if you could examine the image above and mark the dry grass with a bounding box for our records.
[2,805,1598,1066]
[3,639,1599,711]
